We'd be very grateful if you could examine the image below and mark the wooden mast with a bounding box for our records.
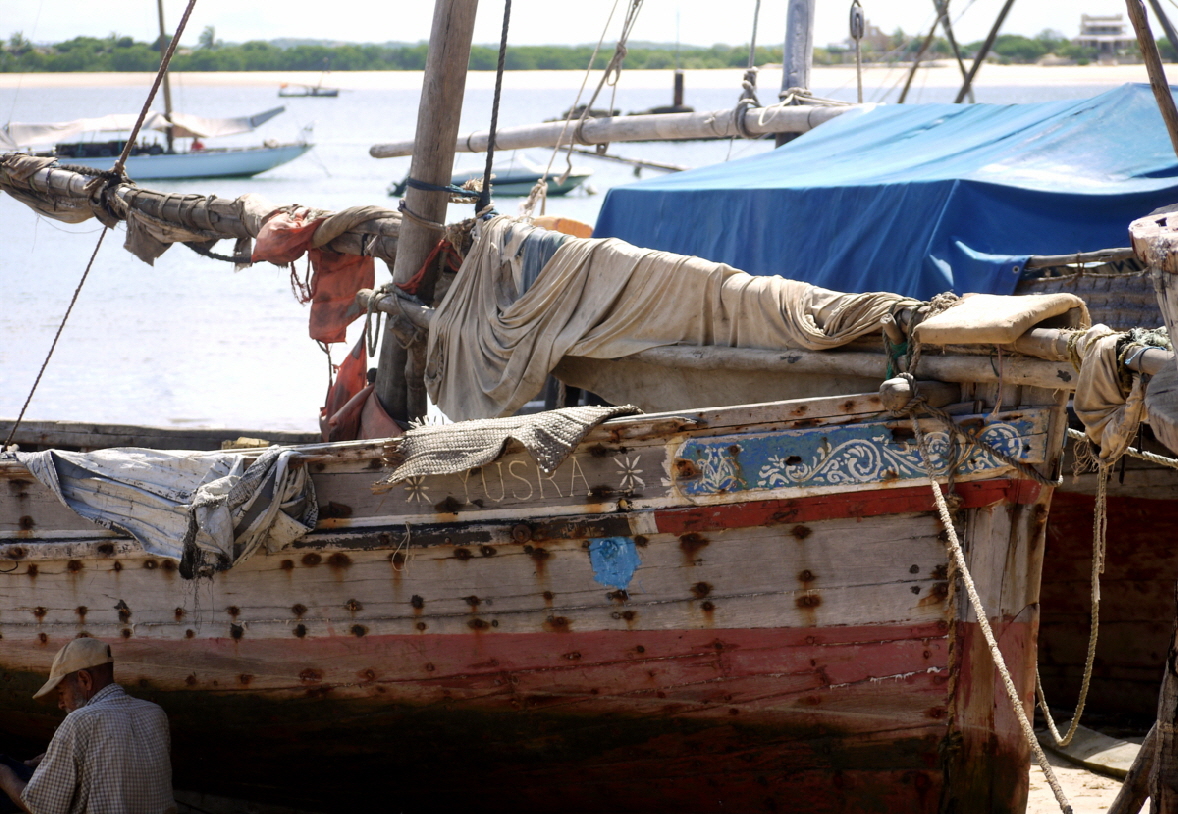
[776,0,815,147]
[156,0,175,153]
[375,1,479,423]
[1126,0,1178,157]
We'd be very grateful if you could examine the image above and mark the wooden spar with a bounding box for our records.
[155,0,175,153]
[1024,247,1135,269]
[935,0,976,104]
[899,9,943,104]
[1107,724,1156,814]
[1126,0,1178,157]
[954,0,1017,104]
[1149,0,1178,61]
[379,0,479,422]
[567,148,688,173]
[369,103,856,159]
[0,158,402,262]
[357,287,1178,391]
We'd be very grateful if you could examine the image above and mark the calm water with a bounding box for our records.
[0,71,1124,432]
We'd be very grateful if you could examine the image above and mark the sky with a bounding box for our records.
[2,1,1169,52]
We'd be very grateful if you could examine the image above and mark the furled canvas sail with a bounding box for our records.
[0,106,286,148]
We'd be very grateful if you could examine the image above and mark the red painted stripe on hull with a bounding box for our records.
[656,478,1042,534]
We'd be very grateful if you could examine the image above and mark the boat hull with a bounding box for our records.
[58,143,312,180]
[0,394,1061,812]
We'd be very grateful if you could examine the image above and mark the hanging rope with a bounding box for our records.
[897,386,1073,814]
[730,0,764,142]
[478,0,512,215]
[530,0,624,218]
[4,0,199,451]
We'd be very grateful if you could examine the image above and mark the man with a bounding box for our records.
[0,638,175,814]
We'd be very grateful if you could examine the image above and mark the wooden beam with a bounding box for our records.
[954,0,1017,104]
[374,0,479,422]
[1127,0,1178,157]
[370,103,857,158]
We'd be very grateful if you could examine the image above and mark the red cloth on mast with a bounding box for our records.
[253,209,375,344]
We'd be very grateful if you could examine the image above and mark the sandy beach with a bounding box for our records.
[0,62,1158,91]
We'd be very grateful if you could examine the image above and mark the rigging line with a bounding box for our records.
[4,229,110,450]
[541,0,621,180]
[4,0,199,450]
[478,0,513,215]
[5,0,45,125]
[113,0,200,177]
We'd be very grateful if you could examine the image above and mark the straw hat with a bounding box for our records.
[33,638,113,700]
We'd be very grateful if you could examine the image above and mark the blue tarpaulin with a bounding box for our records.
[593,84,1178,300]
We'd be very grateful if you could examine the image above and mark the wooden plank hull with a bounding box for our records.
[0,395,1060,812]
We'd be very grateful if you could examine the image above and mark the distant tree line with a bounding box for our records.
[1,27,1171,73]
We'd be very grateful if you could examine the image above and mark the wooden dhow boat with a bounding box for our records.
[4,148,1170,812]
[4,4,1176,812]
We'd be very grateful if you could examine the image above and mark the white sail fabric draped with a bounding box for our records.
[0,106,285,148]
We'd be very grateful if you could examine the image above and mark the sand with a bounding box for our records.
[0,63,1158,91]
[1028,752,1126,814]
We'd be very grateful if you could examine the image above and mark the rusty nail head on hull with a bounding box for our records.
[76,606,88,618]
[37,633,48,644]
[96,543,114,556]
[67,560,83,573]
[112,562,122,572]
[410,595,425,610]
[327,553,352,568]
[184,629,194,639]
[511,524,532,543]
[120,629,131,639]
[293,625,307,638]
[464,596,481,607]
[454,548,472,561]
[227,606,240,618]
[292,604,307,617]
[345,599,363,612]
[173,608,184,620]
[230,624,244,640]
[143,560,157,570]
[351,625,367,637]
[691,582,712,598]
[479,546,496,557]
[280,560,294,570]
[26,564,38,577]
[416,622,427,631]
[633,535,648,547]
[302,553,322,566]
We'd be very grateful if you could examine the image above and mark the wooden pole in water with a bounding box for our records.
[1126,0,1178,157]
[374,0,479,423]
[155,0,175,153]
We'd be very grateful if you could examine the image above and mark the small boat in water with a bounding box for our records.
[389,154,591,198]
[278,83,340,98]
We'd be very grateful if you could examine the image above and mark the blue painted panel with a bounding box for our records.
[588,537,642,590]
[676,418,1036,496]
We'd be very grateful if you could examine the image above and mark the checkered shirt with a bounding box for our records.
[22,683,175,814]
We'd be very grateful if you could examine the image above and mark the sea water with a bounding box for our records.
[0,70,1126,432]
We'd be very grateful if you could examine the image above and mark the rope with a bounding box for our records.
[1066,427,1178,470]
[183,241,251,264]
[478,0,512,214]
[397,199,446,231]
[1035,459,1108,749]
[905,396,1073,814]
[4,0,199,450]
[533,0,623,217]
[401,176,478,201]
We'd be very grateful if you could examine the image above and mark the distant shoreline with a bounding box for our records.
[0,64,1154,91]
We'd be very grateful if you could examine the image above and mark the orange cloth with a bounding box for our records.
[253,210,375,344]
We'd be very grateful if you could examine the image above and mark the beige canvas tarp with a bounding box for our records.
[426,216,916,421]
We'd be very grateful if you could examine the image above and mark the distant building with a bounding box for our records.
[1074,14,1136,56]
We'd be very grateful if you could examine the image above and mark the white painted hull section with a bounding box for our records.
[61,144,313,180]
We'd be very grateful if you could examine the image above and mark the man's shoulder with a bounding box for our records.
[68,685,166,724]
